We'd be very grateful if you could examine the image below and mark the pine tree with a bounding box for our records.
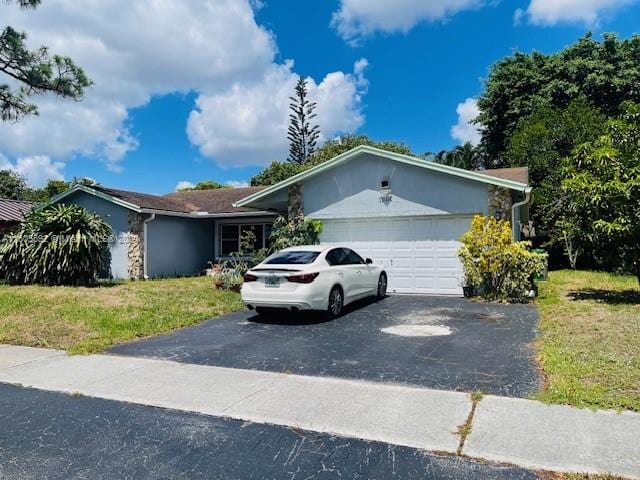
[287,77,320,164]
[1,0,92,122]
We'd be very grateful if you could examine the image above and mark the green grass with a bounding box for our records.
[0,277,243,354]
[536,270,640,412]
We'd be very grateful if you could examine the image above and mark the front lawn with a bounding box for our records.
[0,277,243,354]
[536,270,640,411]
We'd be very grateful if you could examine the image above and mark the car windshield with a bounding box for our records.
[264,251,321,265]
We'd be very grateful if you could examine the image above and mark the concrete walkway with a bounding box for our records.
[1,345,639,479]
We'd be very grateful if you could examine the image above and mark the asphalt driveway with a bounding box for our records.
[110,295,540,397]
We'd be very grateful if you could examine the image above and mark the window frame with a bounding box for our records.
[217,222,272,257]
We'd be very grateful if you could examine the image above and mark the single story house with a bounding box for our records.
[0,198,35,234]
[49,146,531,295]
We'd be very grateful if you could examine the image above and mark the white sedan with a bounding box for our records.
[241,245,387,317]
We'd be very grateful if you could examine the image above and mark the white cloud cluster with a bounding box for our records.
[0,154,65,187]
[331,0,485,44]
[1,0,368,178]
[226,180,250,188]
[450,98,481,146]
[187,59,369,167]
[515,0,637,25]
[175,181,196,192]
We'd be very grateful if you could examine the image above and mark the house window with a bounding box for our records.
[219,223,270,256]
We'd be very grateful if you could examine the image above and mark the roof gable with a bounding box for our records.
[234,145,531,209]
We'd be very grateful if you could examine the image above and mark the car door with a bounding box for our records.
[343,248,370,297]
[326,248,359,302]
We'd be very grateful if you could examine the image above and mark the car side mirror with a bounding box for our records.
[365,258,373,264]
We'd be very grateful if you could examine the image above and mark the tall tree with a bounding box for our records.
[505,100,607,265]
[1,0,92,121]
[0,169,27,199]
[562,102,640,284]
[287,77,320,164]
[177,180,231,191]
[476,33,640,163]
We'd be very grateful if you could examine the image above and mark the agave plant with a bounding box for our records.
[0,204,112,286]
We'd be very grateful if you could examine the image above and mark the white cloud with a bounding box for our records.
[450,98,481,146]
[0,0,275,171]
[0,154,65,187]
[518,0,637,25]
[331,0,485,44]
[226,180,250,188]
[187,59,369,167]
[175,181,195,191]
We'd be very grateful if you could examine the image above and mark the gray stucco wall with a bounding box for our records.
[146,215,214,278]
[302,152,489,219]
[59,191,129,279]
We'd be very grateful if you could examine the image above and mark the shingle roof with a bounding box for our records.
[0,198,35,223]
[479,167,529,185]
[166,186,266,213]
[93,186,201,213]
[89,185,267,214]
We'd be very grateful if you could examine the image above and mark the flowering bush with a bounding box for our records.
[459,215,547,302]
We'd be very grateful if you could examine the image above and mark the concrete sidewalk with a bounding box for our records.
[1,345,639,479]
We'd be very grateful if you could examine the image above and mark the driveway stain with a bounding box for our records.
[381,324,453,337]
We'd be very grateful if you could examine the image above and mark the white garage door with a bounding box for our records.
[320,215,473,295]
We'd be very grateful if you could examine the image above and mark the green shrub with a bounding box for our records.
[459,215,547,302]
[0,204,112,286]
[268,215,323,252]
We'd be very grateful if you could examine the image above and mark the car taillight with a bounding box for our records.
[243,273,258,282]
[287,272,319,284]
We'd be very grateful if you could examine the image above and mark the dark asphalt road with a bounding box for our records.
[0,383,542,480]
[110,295,540,397]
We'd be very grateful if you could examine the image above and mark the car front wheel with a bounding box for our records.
[377,272,387,299]
[328,286,343,318]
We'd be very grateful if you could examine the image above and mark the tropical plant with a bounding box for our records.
[287,77,320,164]
[2,0,92,121]
[0,204,112,285]
[562,102,640,285]
[458,215,547,302]
[428,142,485,170]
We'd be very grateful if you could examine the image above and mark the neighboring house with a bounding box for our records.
[0,198,35,234]
[50,146,531,295]
[48,186,274,280]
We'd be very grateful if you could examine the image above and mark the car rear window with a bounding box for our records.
[264,251,321,265]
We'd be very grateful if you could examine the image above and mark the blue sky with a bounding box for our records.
[1,0,639,194]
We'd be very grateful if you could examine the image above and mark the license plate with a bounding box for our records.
[264,276,280,287]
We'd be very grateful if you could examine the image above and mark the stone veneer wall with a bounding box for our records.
[488,185,513,220]
[127,212,145,279]
[288,183,304,221]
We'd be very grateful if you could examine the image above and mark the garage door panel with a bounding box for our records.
[320,215,472,295]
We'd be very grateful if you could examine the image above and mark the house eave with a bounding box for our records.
[42,185,143,212]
